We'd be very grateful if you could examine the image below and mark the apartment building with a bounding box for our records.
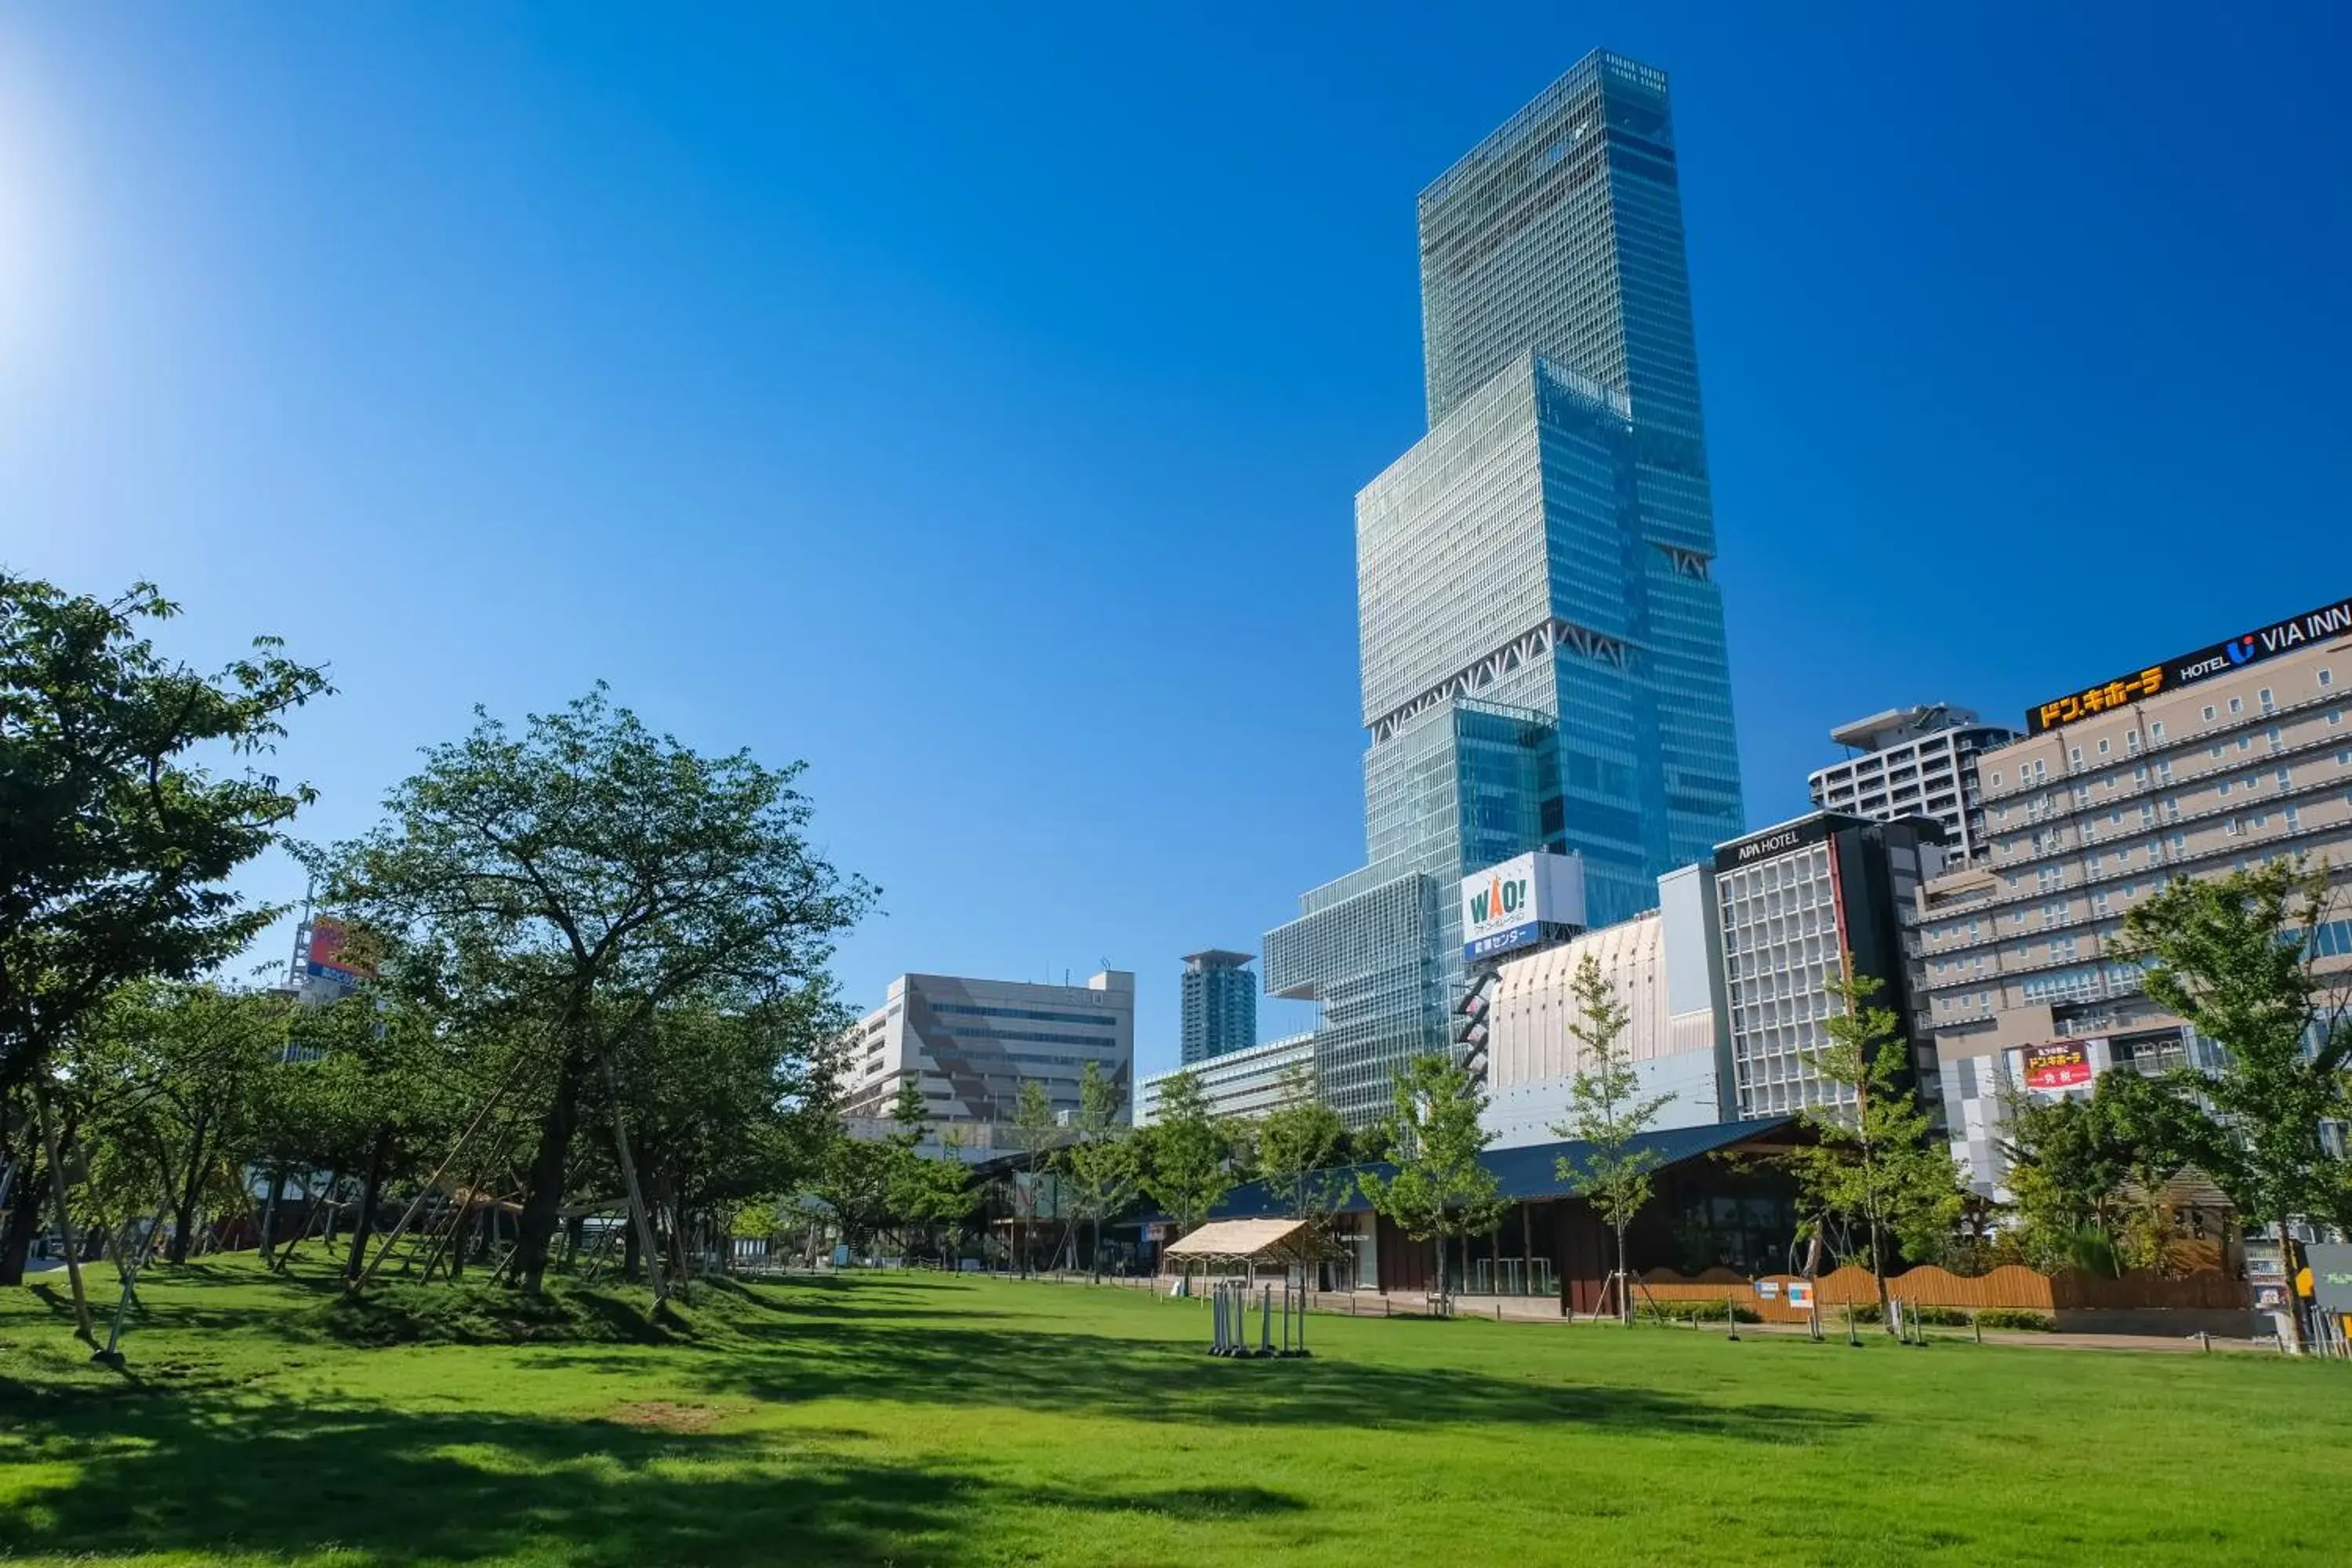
[1920,594,2352,1192]
[1808,705,2018,864]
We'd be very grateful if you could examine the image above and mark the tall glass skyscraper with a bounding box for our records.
[1266,49,1744,1127]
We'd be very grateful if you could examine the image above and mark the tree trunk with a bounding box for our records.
[259,1167,287,1265]
[1616,1219,1633,1326]
[563,1213,586,1268]
[1869,1214,1894,1334]
[0,1156,51,1288]
[2275,1220,2307,1353]
[622,1221,642,1282]
[343,1130,390,1281]
[511,1041,589,1295]
[168,1112,211,1265]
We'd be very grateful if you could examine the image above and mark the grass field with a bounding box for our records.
[2,1260,2347,1566]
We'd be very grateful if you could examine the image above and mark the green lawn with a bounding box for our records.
[2,1260,2347,1566]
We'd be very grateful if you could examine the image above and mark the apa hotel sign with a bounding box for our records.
[2027,593,2352,735]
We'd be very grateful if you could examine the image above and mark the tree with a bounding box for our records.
[1551,953,1673,1322]
[1138,1069,1234,1254]
[1779,960,1965,1332]
[1254,1068,1348,1218]
[1,575,330,1092]
[1062,1061,1139,1279]
[2000,1069,2215,1275]
[2119,860,2352,1348]
[317,686,873,1294]
[68,982,290,1265]
[1007,1078,1062,1275]
[1357,1052,1507,1316]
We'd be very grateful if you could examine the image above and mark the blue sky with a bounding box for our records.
[4,4,2347,1076]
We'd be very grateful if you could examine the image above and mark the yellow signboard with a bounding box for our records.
[2033,666,2166,735]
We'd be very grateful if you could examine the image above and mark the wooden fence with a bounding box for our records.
[1639,1263,2249,1323]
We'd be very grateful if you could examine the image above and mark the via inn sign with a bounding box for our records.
[2026,592,2352,735]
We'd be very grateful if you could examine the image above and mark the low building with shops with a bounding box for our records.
[1158,1117,1807,1309]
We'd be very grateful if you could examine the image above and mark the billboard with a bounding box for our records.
[2026,591,2352,734]
[2305,1243,2352,1314]
[300,916,374,1002]
[1460,851,1587,961]
[2021,1042,2094,1095]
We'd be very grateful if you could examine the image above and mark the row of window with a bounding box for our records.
[927,1002,1120,1028]
[1988,670,2339,793]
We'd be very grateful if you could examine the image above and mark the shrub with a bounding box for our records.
[1639,1298,1760,1325]
[1973,1308,2056,1332]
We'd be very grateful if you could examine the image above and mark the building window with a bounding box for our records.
[2151,721,2167,741]
[2322,668,2336,689]
[2097,738,2111,757]
[2331,710,2343,727]
[2229,696,2244,715]
[2202,705,2216,721]
[2259,688,2275,714]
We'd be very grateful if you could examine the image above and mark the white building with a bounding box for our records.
[1479,865,1734,1147]
[1136,1032,1315,1127]
[845,971,1134,1160]
[1808,705,2019,865]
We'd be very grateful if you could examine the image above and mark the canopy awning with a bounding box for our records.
[1161,1218,1329,1266]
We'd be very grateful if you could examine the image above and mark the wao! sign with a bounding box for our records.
[1460,851,1588,961]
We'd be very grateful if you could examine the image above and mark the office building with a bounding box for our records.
[1136,1033,1316,1127]
[1266,49,1746,1127]
[1480,864,1734,1146]
[1179,949,1258,1065]
[1920,593,2352,1192]
[844,971,1134,1159]
[1714,811,1947,1120]
[1809,706,2018,864]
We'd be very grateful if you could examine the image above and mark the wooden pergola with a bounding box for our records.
[1160,1218,1333,1275]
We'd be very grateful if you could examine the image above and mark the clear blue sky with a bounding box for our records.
[4,4,2347,1076]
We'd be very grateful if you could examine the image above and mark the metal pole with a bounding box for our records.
[1260,1283,1273,1356]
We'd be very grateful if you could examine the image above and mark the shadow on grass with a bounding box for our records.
[1,1388,993,1566]
[537,1298,1869,1443]
[0,1382,1329,1566]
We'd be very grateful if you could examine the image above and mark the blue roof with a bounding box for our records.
[1203,1116,1800,1221]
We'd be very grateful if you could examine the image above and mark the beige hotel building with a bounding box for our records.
[1917,593,2352,1193]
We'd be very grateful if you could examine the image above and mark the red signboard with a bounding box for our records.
[2023,1043,2092,1094]
[306,917,371,982]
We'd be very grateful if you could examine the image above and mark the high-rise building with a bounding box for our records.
[1713,812,1947,1121]
[1266,49,1744,1127]
[1179,949,1258,1065]
[1808,706,2019,864]
[1918,593,2352,1193]
[844,971,1135,1159]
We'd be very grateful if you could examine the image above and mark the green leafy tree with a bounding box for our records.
[317,686,873,1294]
[1254,1067,1348,1221]
[2000,1069,2215,1275]
[0,575,330,1093]
[1358,1052,1506,1315]
[1779,960,1965,1332]
[1007,1077,1063,1275]
[67,983,291,1265]
[1062,1060,1140,1279]
[1552,953,1673,1322]
[2119,860,2352,1348]
[1138,1069,1235,1250]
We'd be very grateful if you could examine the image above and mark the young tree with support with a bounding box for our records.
[1552,953,1673,1323]
[1358,1052,1506,1316]
[1062,1060,1139,1279]
[1008,1079,1063,1276]
[1779,959,1964,1334]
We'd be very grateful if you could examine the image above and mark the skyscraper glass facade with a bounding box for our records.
[1266,48,1744,1127]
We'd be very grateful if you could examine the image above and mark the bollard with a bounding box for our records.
[2200,1330,2212,1354]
